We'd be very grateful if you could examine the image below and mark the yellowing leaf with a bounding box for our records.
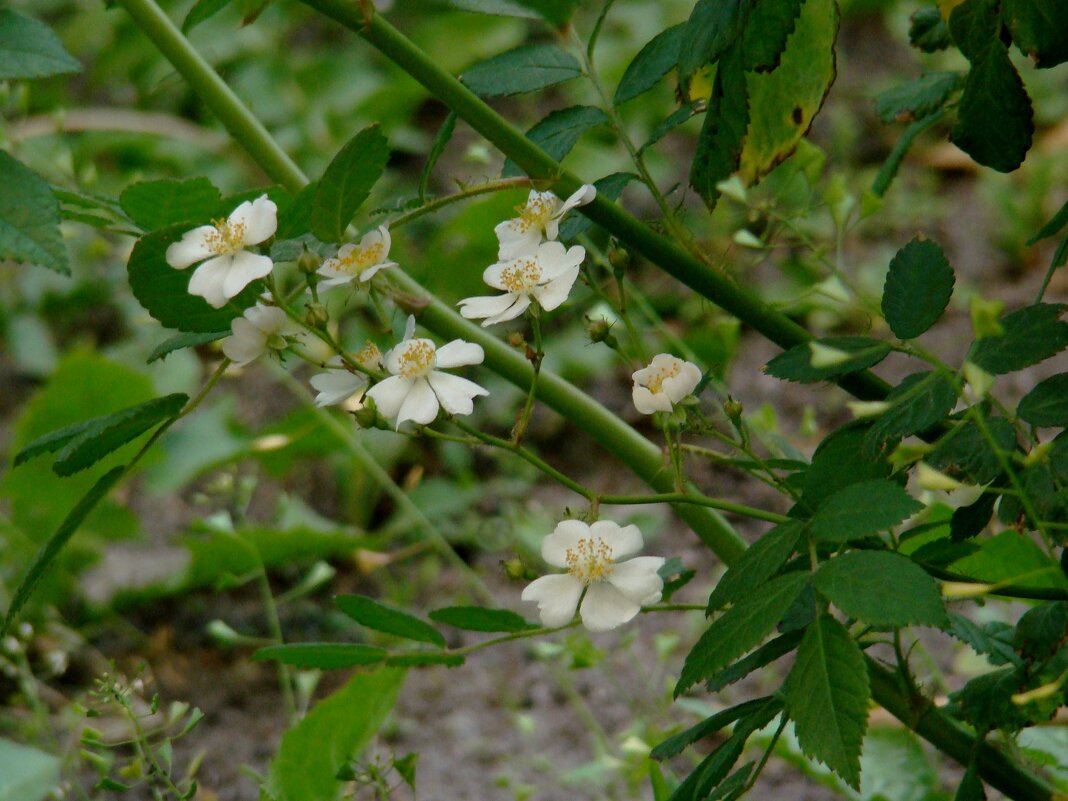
[738,0,838,185]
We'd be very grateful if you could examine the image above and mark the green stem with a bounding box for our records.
[114,0,305,191]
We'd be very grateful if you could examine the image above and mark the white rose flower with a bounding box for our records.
[495,185,596,260]
[521,519,665,632]
[631,354,702,415]
[365,317,488,427]
[166,195,277,308]
[309,358,367,407]
[317,226,398,290]
[458,241,585,326]
[221,304,297,366]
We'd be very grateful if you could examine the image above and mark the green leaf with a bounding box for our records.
[1014,602,1068,660]
[461,44,580,98]
[955,758,985,801]
[1002,0,1068,68]
[951,39,1033,172]
[970,303,1068,374]
[948,613,1020,666]
[948,0,1001,60]
[882,236,956,338]
[952,530,1068,589]
[927,415,1016,485]
[181,0,232,33]
[742,0,805,72]
[147,331,228,364]
[1017,374,1068,427]
[678,0,747,83]
[275,182,317,241]
[862,371,958,456]
[3,466,125,635]
[809,480,923,543]
[265,668,405,801]
[949,492,997,541]
[676,572,808,695]
[666,700,782,801]
[814,551,948,627]
[502,105,609,178]
[311,124,390,244]
[801,423,892,511]
[0,10,81,80]
[705,629,804,692]
[557,172,637,240]
[420,112,457,202]
[909,6,951,52]
[651,697,774,760]
[0,151,68,275]
[335,594,445,647]
[15,393,186,476]
[429,0,540,17]
[428,606,534,632]
[253,643,387,669]
[738,0,839,186]
[510,0,580,26]
[784,615,870,789]
[765,336,891,383]
[689,46,749,209]
[614,24,684,106]
[1027,198,1068,245]
[875,72,962,124]
[640,104,702,155]
[706,520,804,612]
[955,665,1031,731]
[119,178,222,232]
[127,225,259,333]
[385,651,465,667]
[0,738,60,801]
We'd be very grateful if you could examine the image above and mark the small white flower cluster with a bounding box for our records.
[459,186,595,326]
[631,353,702,415]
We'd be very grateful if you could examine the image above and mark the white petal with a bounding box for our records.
[579,582,640,632]
[166,225,217,268]
[591,520,643,560]
[482,295,530,326]
[608,557,666,606]
[395,377,440,426]
[535,241,584,281]
[222,250,274,300]
[662,361,702,403]
[358,259,397,282]
[403,315,417,341]
[426,371,488,416]
[434,340,484,368]
[521,574,582,628]
[187,255,234,308]
[531,267,579,312]
[494,222,542,261]
[632,385,673,415]
[229,195,277,245]
[310,370,366,407]
[562,184,597,210]
[458,293,518,321]
[244,304,289,334]
[366,376,412,421]
[359,225,390,253]
[222,319,266,365]
[542,519,591,568]
[482,260,511,291]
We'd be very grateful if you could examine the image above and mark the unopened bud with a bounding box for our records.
[297,250,321,275]
[507,332,526,348]
[353,395,384,429]
[501,557,536,581]
[584,316,618,348]
[304,302,328,328]
[723,399,743,424]
[608,246,630,275]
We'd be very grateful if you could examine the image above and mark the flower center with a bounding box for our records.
[355,341,384,371]
[204,217,247,255]
[512,194,556,233]
[565,536,614,585]
[396,339,436,378]
[499,258,543,293]
[266,331,288,351]
[644,363,680,395]
[335,243,385,274]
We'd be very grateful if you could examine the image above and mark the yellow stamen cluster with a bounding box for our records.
[644,362,681,394]
[511,194,556,233]
[396,340,435,378]
[499,259,543,293]
[566,536,614,584]
[355,341,384,371]
[333,243,384,275]
[204,217,247,254]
